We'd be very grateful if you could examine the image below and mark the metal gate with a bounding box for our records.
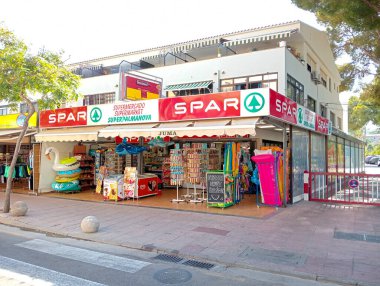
[308,172,380,206]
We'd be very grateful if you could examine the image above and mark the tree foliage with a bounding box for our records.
[292,0,380,129]
[0,25,81,212]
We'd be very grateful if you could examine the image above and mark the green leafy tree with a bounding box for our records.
[0,25,80,213]
[292,0,380,128]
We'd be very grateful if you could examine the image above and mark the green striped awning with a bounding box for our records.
[165,80,213,91]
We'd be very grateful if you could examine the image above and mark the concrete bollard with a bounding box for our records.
[10,201,28,216]
[80,216,100,233]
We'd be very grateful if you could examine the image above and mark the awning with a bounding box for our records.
[224,29,297,47]
[98,123,160,138]
[0,130,37,142]
[35,126,101,142]
[164,80,213,91]
[98,118,259,138]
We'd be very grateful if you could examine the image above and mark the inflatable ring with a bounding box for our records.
[52,181,81,192]
[55,174,80,182]
[57,168,81,176]
[52,162,80,172]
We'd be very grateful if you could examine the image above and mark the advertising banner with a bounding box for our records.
[39,106,88,128]
[315,114,330,135]
[269,90,297,124]
[0,113,37,129]
[124,75,161,100]
[296,105,316,130]
[159,91,241,121]
[87,100,159,125]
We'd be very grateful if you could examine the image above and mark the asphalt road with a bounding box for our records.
[0,224,345,286]
[365,164,380,174]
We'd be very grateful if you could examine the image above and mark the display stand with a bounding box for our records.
[206,171,234,208]
[171,174,184,203]
[169,146,185,203]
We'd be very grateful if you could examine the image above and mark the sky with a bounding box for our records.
[0,0,322,64]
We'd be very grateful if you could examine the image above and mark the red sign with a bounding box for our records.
[315,114,329,134]
[124,75,161,100]
[269,90,297,124]
[159,91,241,121]
[40,106,88,128]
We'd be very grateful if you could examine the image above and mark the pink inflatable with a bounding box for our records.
[251,154,282,207]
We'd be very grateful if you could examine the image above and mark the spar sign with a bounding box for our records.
[159,91,241,121]
[39,106,88,128]
[269,90,297,124]
[87,100,159,126]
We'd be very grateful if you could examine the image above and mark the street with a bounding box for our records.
[365,164,380,175]
[0,224,343,286]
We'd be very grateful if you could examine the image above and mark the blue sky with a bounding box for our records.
[0,0,321,63]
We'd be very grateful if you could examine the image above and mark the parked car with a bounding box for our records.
[365,155,375,164]
[368,156,380,165]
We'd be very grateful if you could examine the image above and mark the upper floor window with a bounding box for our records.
[20,102,38,113]
[307,96,316,112]
[0,106,7,116]
[338,117,342,129]
[220,73,278,92]
[330,111,336,126]
[320,104,327,117]
[286,74,304,105]
[320,69,327,88]
[83,92,116,106]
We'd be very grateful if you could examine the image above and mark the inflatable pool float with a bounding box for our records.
[57,168,81,177]
[55,174,80,182]
[52,180,81,192]
[45,147,80,171]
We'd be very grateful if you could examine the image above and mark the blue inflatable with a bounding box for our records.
[52,180,81,192]
[57,168,81,176]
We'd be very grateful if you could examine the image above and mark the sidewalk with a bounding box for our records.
[0,193,379,286]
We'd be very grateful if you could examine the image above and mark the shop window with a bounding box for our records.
[330,111,336,127]
[84,92,116,105]
[307,96,316,112]
[320,104,327,117]
[286,74,304,105]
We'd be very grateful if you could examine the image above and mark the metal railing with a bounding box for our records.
[309,172,380,206]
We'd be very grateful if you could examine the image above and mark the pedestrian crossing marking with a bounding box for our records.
[16,239,151,273]
[0,255,106,286]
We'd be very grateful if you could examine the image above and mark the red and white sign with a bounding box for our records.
[40,106,88,128]
[159,91,240,121]
[315,114,329,135]
[269,90,297,124]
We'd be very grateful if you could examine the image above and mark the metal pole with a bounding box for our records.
[283,124,287,207]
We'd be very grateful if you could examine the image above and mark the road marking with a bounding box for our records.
[16,239,151,273]
[0,255,105,286]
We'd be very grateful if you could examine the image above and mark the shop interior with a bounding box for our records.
[0,143,32,192]
[38,127,288,218]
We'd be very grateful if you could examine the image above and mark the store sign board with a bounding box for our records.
[206,172,225,203]
[87,100,159,125]
[159,91,240,121]
[39,106,88,128]
[0,113,37,129]
[240,88,270,118]
[124,75,161,100]
[269,90,297,124]
[315,114,330,135]
[296,105,316,130]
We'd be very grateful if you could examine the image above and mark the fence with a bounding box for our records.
[308,172,380,206]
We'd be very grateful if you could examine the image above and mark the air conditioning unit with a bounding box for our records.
[311,71,321,84]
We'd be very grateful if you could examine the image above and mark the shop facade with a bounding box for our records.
[34,87,339,211]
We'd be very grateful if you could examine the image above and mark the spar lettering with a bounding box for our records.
[48,111,86,123]
[275,99,297,117]
[174,98,238,114]
[317,118,328,130]
[108,114,152,123]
